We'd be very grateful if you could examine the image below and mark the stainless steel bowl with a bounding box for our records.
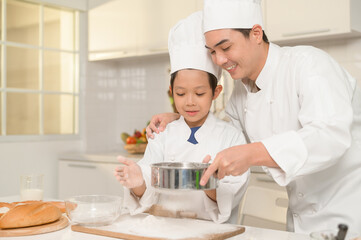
[151,162,218,190]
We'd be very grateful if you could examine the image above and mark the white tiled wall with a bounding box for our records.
[281,37,361,86]
[325,38,361,86]
[85,54,172,152]
[85,37,361,153]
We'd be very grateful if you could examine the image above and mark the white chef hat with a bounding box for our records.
[168,11,222,80]
[203,0,264,33]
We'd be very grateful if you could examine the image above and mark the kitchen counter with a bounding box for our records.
[0,219,308,240]
[59,150,144,164]
[0,225,309,240]
[0,196,308,240]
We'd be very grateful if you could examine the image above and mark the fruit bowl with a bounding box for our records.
[124,143,147,154]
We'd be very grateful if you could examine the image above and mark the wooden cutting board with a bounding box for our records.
[72,225,245,240]
[0,215,69,237]
[71,214,245,240]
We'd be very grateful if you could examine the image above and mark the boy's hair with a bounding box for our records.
[235,29,269,43]
[170,69,218,95]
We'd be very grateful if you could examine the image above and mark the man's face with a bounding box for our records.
[205,29,260,81]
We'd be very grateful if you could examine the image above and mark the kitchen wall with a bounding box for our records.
[83,36,361,154]
[0,140,84,198]
[2,32,359,199]
[85,54,173,152]
[285,37,361,86]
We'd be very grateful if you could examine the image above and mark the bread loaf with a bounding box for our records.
[3,200,66,213]
[0,202,14,218]
[0,202,14,209]
[47,201,66,213]
[0,202,62,229]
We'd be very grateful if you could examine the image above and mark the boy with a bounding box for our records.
[114,11,249,224]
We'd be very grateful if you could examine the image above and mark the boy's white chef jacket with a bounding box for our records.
[226,42,361,234]
[123,112,249,224]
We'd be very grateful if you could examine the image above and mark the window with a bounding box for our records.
[0,0,79,138]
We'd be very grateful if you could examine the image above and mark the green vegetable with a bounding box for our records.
[121,132,130,143]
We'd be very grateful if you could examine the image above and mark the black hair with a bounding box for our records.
[235,29,269,43]
[170,69,218,95]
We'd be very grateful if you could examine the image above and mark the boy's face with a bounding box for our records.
[171,69,222,128]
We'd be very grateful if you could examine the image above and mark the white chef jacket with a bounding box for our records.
[226,43,361,234]
[123,112,249,224]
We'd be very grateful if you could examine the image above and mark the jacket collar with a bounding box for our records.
[255,43,281,90]
[176,113,216,143]
[194,112,216,143]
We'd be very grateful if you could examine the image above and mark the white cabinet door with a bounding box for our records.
[89,0,201,60]
[265,0,361,43]
[58,160,123,199]
[237,172,288,230]
[88,0,141,60]
[195,0,203,11]
[137,0,199,55]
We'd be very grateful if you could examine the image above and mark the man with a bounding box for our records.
[147,0,361,234]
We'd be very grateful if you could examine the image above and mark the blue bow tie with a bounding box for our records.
[187,126,201,144]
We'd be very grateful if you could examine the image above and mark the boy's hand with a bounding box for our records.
[146,113,180,139]
[114,156,144,189]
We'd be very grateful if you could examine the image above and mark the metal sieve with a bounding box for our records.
[151,162,218,190]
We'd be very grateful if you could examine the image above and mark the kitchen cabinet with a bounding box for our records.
[58,153,142,199]
[137,0,203,56]
[88,0,139,60]
[58,160,122,199]
[88,0,203,61]
[238,168,288,231]
[264,0,361,43]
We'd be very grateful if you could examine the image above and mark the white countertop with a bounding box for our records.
[0,196,308,240]
[58,151,144,164]
[0,221,309,240]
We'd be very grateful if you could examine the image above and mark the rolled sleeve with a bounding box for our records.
[261,131,308,186]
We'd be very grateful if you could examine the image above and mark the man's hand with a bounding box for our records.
[202,155,217,202]
[200,145,251,186]
[200,142,277,186]
[146,113,180,139]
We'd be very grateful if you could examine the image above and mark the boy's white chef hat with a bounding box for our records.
[168,11,222,80]
[203,0,264,33]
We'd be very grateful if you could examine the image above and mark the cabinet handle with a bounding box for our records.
[275,198,289,208]
[68,164,96,169]
[282,28,330,37]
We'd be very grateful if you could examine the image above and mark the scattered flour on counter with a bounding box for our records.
[98,213,241,239]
